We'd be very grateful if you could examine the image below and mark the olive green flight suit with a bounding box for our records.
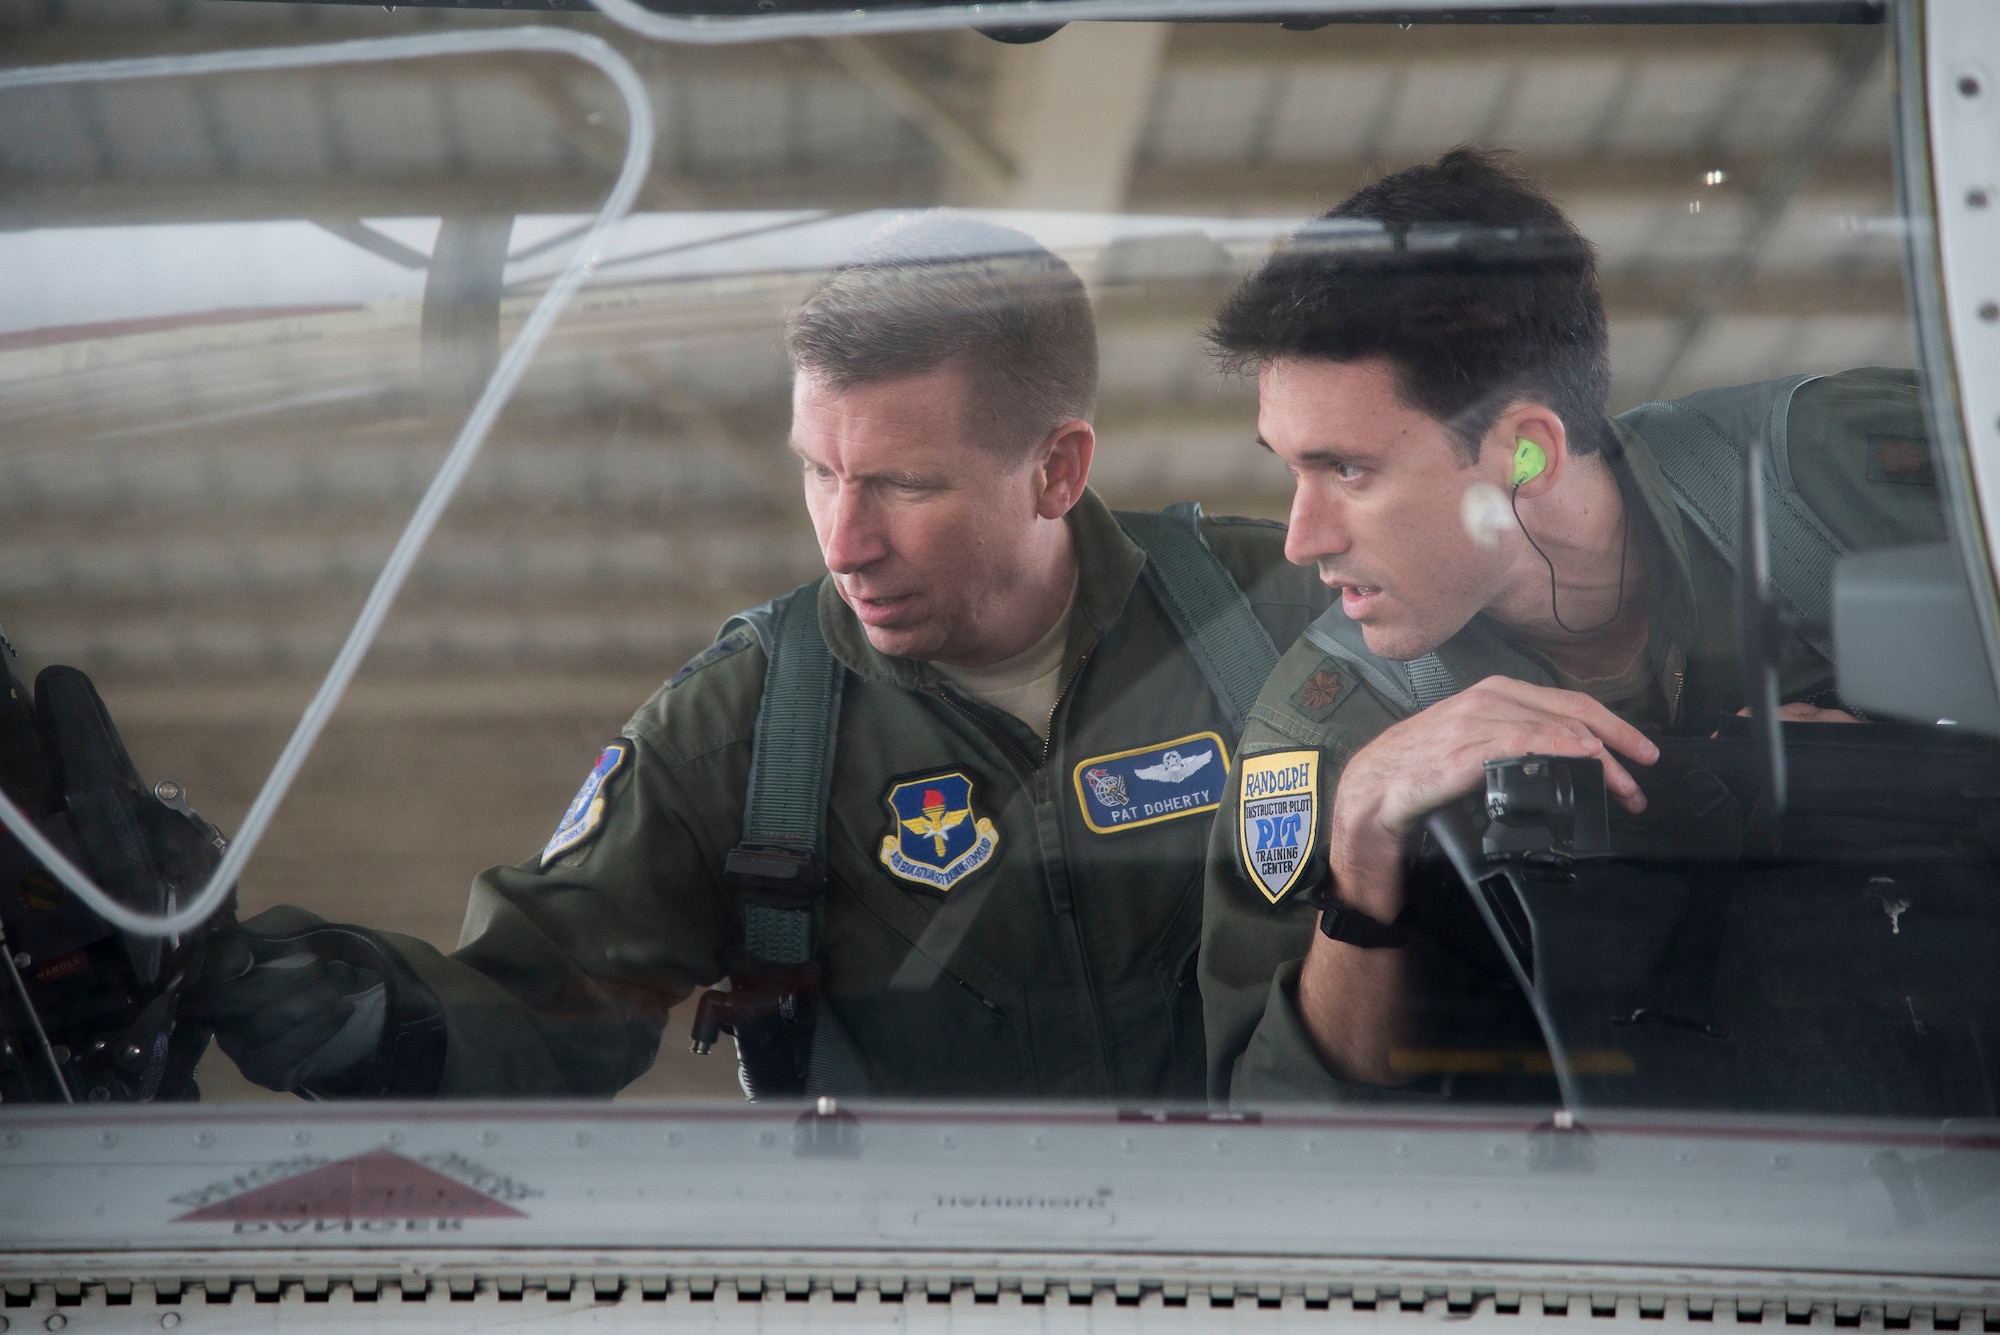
[1200,369,1949,1106]
[385,490,1330,1099]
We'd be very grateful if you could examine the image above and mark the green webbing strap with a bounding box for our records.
[741,881,813,965]
[741,587,840,852]
[1116,504,1280,737]
[727,583,844,966]
[1406,652,1463,709]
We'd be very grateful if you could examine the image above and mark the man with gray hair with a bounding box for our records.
[201,213,1329,1101]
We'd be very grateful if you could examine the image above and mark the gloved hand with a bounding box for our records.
[201,907,388,1093]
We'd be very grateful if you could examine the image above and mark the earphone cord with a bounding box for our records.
[1511,481,1629,636]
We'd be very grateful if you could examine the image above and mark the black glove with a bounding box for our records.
[203,908,386,1092]
[201,906,446,1098]
[0,656,229,1103]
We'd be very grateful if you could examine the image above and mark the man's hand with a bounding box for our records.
[200,910,388,1093]
[1328,676,1658,924]
[1297,677,1657,1086]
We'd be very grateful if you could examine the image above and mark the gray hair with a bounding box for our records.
[786,212,1098,463]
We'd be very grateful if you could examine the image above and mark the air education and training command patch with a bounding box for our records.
[1238,749,1320,904]
[1072,731,1230,835]
[540,740,631,868]
[878,771,1000,894]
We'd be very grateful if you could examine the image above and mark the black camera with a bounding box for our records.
[1480,753,1612,863]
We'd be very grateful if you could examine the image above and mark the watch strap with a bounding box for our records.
[1316,902,1410,949]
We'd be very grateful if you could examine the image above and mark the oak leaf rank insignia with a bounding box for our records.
[1292,659,1347,719]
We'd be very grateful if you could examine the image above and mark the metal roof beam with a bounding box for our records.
[818,35,1015,193]
[1125,151,1896,215]
[942,22,1168,212]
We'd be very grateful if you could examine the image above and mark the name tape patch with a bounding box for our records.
[1238,749,1320,904]
[540,740,631,868]
[879,771,1001,894]
[1072,731,1230,835]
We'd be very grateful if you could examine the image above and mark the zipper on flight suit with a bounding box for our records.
[1665,644,1687,724]
[912,657,1092,1022]
[934,652,1089,774]
[932,650,1116,1091]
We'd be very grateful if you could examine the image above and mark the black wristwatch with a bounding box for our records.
[1309,884,1411,949]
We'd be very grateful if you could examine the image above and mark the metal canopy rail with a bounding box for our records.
[0,1104,1996,1305]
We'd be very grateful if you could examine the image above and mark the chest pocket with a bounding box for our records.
[819,818,1037,1097]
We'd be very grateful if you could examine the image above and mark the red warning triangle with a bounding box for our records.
[175,1150,527,1223]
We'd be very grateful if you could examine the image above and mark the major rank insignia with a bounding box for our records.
[878,771,1000,893]
[540,739,631,868]
[1238,749,1320,903]
[1072,731,1230,834]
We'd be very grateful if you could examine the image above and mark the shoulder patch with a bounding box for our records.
[540,740,632,868]
[878,771,1001,895]
[1238,749,1320,905]
[1072,731,1230,834]
[667,630,754,689]
[1290,658,1349,720]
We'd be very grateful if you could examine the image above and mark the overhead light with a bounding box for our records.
[1705,169,1727,186]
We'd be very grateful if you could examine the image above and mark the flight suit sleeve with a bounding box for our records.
[392,634,763,1097]
[1198,638,1411,1106]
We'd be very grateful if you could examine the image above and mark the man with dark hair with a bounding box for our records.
[201,212,1331,1101]
[1198,150,1937,1105]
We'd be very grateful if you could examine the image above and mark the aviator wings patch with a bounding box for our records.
[1073,731,1230,835]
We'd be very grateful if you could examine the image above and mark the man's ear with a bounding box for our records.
[1499,404,1569,501]
[1035,419,1095,519]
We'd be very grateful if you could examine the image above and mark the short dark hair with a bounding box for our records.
[1207,148,1610,461]
[786,212,1098,462]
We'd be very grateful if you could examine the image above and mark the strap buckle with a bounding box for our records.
[1315,903,1410,950]
[724,846,825,968]
[723,845,825,911]
[1306,877,1409,949]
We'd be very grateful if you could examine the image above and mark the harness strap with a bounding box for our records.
[722,584,844,966]
[1406,653,1463,709]
[1116,503,1279,737]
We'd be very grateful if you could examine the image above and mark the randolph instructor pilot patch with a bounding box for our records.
[1238,750,1320,904]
